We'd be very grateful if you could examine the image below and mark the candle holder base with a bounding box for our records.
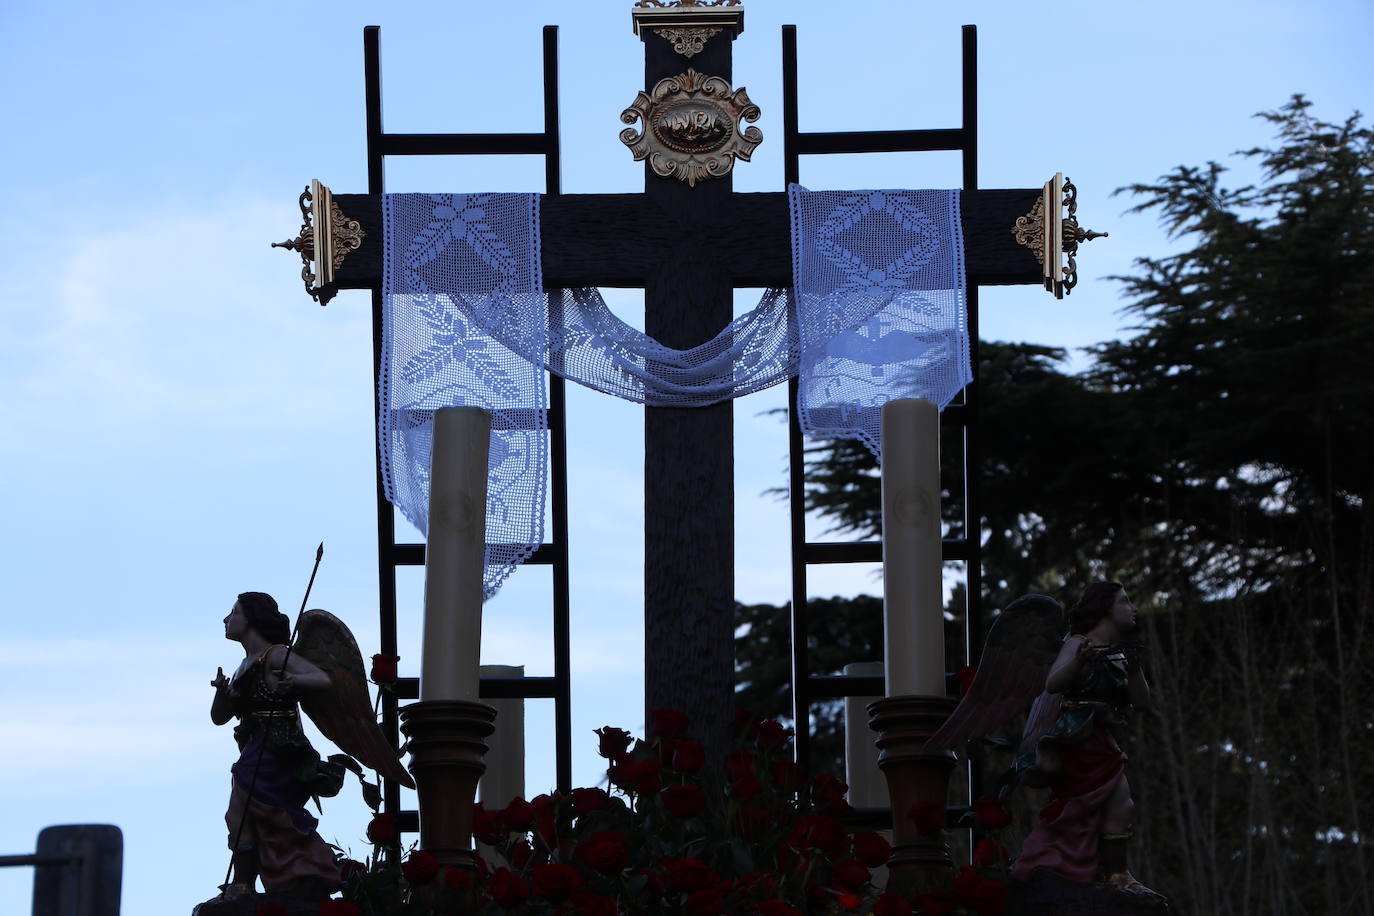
[868,693,960,897]
[399,699,498,871]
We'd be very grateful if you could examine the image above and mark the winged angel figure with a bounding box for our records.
[210,592,415,900]
[924,582,1162,898]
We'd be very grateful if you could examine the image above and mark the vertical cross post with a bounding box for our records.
[639,23,739,747]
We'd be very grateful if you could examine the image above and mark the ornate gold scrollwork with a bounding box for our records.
[654,26,722,58]
[631,0,744,60]
[1011,173,1107,298]
[271,179,363,305]
[620,69,763,187]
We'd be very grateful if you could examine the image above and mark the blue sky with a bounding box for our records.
[2,0,1370,911]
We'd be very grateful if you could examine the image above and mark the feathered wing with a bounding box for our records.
[295,609,415,788]
[1016,690,1064,759]
[922,594,1065,753]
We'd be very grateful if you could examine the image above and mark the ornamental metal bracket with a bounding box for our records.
[1011,173,1108,298]
[271,179,364,305]
[631,1,744,59]
[619,68,762,187]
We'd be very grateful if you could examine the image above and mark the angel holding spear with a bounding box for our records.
[210,589,414,900]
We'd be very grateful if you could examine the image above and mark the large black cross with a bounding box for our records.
[323,16,1043,769]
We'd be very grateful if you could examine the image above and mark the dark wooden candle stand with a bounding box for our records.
[399,700,498,871]
[868,694,960,897]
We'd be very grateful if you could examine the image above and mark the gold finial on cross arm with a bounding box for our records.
[1012,173,1108,298]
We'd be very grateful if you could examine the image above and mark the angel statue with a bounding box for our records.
[925,582,1167,906]
[207,591,415,903]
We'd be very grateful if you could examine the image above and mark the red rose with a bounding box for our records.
[531,862,584,899]
[318,903,361,916]
[735,806,770,841]
[255,906,289,916]
[685,887,727,916]
[971,796,1013,829]
[755,719,792,750]
[726,749,756,781]
[951,865,983,898]
[577,830,629,875]
[851,830,892,868]
[972,838,1010,867]
[443,868,473,890]
[571,890,618,916]
[830,858,871,891]
[908,801,945,835]
[661,856,717,893]
[471,803,505,845]
[662,783,707,817]
[401,850,439,884]
[369,653,399,683]
[595,726,633,758]
[502,795,535,828]
[755,900,803,916]
[876,891,916,916]
[338,859,366,880]
[649,707,690,738]
[571,786,611,814]
[670,739,706,773]
[836,892,862,911]
[612,757,663,795]
[970,879,1008,916]
[912,889,956,911]
[488,867,530,907]
[770,759,808,793]
[365,812,398,845]
[811,772,848,806]
[729,774,764,801]
[954,665,978,696]
[787,815,847,858]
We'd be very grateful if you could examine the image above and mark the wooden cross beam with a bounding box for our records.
[311,20,1045,753]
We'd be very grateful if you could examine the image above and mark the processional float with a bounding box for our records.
[266,0,1122,910]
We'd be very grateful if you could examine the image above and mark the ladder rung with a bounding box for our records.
[381,132,549,156]
[393,676,560,700]
[795,128,965,155]
[392,543,556,566]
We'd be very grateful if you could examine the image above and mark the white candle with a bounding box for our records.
[421,406,491,702]
[880,398,944,696]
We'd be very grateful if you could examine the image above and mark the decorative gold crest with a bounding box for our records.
[272,179,363,305]
[1012,173,1107,298]
[619,69,762,187]
[654,26,722,58]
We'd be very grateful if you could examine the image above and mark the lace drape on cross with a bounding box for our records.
[381,188,968,598]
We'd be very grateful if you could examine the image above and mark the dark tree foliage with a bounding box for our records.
[735,595,883,777]
[735,98,1374,915]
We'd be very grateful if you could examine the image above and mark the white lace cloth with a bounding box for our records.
[381,188,967,598]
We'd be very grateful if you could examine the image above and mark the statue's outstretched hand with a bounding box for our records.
[211,667,230,691]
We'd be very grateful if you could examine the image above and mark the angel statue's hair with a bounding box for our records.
[1068,581,1124,634]
[237,591,291,645]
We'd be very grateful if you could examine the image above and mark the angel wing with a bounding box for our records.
[1016,690,1064,759]
[922,593,1065,753]
[294,609,416,788]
